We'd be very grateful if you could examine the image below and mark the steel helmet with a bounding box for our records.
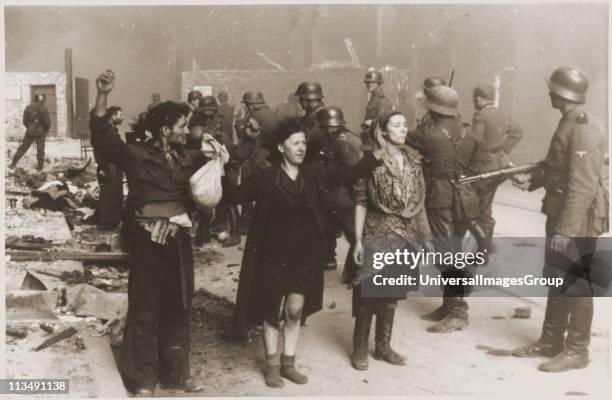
[317,106,346,128]
[200,96,219,111]
[295,81,323,100]
[364,71,383,84]
[241,91,265,105]
[187,90,203,102]
[424,86,459,116]
[423,77,447,92]
[547,66,588,104]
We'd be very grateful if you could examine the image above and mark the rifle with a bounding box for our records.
[449,69,455,87]
[457,161,544,185]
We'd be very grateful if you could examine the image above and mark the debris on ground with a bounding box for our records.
[6,235,53,251]
[191,289,235,337]
[6,326,28,339]
[512,306,531,319]
[33,326,78,352]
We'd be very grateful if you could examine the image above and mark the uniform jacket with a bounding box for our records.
[406,115,482,217]
[363,86,393,134]
[319,128,363,211]
[223,152,382,339]
[530,107,608,237]
[300,104,327,163]
[23,102,51,137]
[217,102,235,145]
[472,105,523,172]
[236,105,280,149]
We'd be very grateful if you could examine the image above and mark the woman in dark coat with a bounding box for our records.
[222,118,385,388]
[349,112,433,370]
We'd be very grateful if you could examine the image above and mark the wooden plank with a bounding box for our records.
[6,250,131,262]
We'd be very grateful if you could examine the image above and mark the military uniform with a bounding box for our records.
[11,100,51,170]
[407,113,483,328]
[217,101,235,145]
[472,104,523,239]
[301,104,327,163]
[320,128,363,276]
[512,67,609,373]
[362,86,393,150]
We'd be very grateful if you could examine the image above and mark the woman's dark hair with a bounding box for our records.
[267,117,306,163]
[133,101,190,139]
[377,111,405,132]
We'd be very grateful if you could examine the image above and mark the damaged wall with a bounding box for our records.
[4,72,68,140]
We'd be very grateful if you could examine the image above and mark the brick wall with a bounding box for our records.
[4,72,67,140]
[181,69,371,133]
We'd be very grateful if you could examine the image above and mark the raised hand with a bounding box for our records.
[96,70,115,94]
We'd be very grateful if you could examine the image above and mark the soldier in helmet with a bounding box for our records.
[232,91,279,230]
[406,85,485,333]
[217,91,235,145]
[361,71,393,150]
[414,76,447,132]
[512,67,608,372]
[471,83,523,253]
[295,81,327,163]
[316,106,363,271]
[187,90,204,130]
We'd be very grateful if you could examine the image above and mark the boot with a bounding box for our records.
[280,354,308,384]
[222,206,241,248]
[421,298,449,321]
[427,297,468,333]
[372,306,406,365]
[351,305,373,370]
[512,296,568,358]
[538,297,592,372]
[264,353,284,388]
[36,159,44,171]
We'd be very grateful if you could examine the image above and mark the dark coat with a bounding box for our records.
[224,152,381,339]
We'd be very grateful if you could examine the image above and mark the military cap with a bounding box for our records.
[364,71,383,84]
[295,82,323,100]
[424,86,459,116]
[317,106,346,128]
[473,83,496,101]
[547,66,588,104]
[241,91,265,105]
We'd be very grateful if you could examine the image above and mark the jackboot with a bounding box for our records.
[264,353,284,388]
[538,297,592,372]
[351,305,373,370]
[513,295,568,358]
[427,297,468,333]
[280,354,308,384]
[372,306,406,365]
[421,297,449,322]
[222,205,241,248]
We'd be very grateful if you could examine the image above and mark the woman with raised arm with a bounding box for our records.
[224,118,386,388]
[349,111,433,370]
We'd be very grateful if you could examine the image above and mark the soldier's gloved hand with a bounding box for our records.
[96,70,115,94]
[550,235,571,254]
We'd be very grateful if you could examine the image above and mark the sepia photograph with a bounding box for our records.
[2,1,610,398]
